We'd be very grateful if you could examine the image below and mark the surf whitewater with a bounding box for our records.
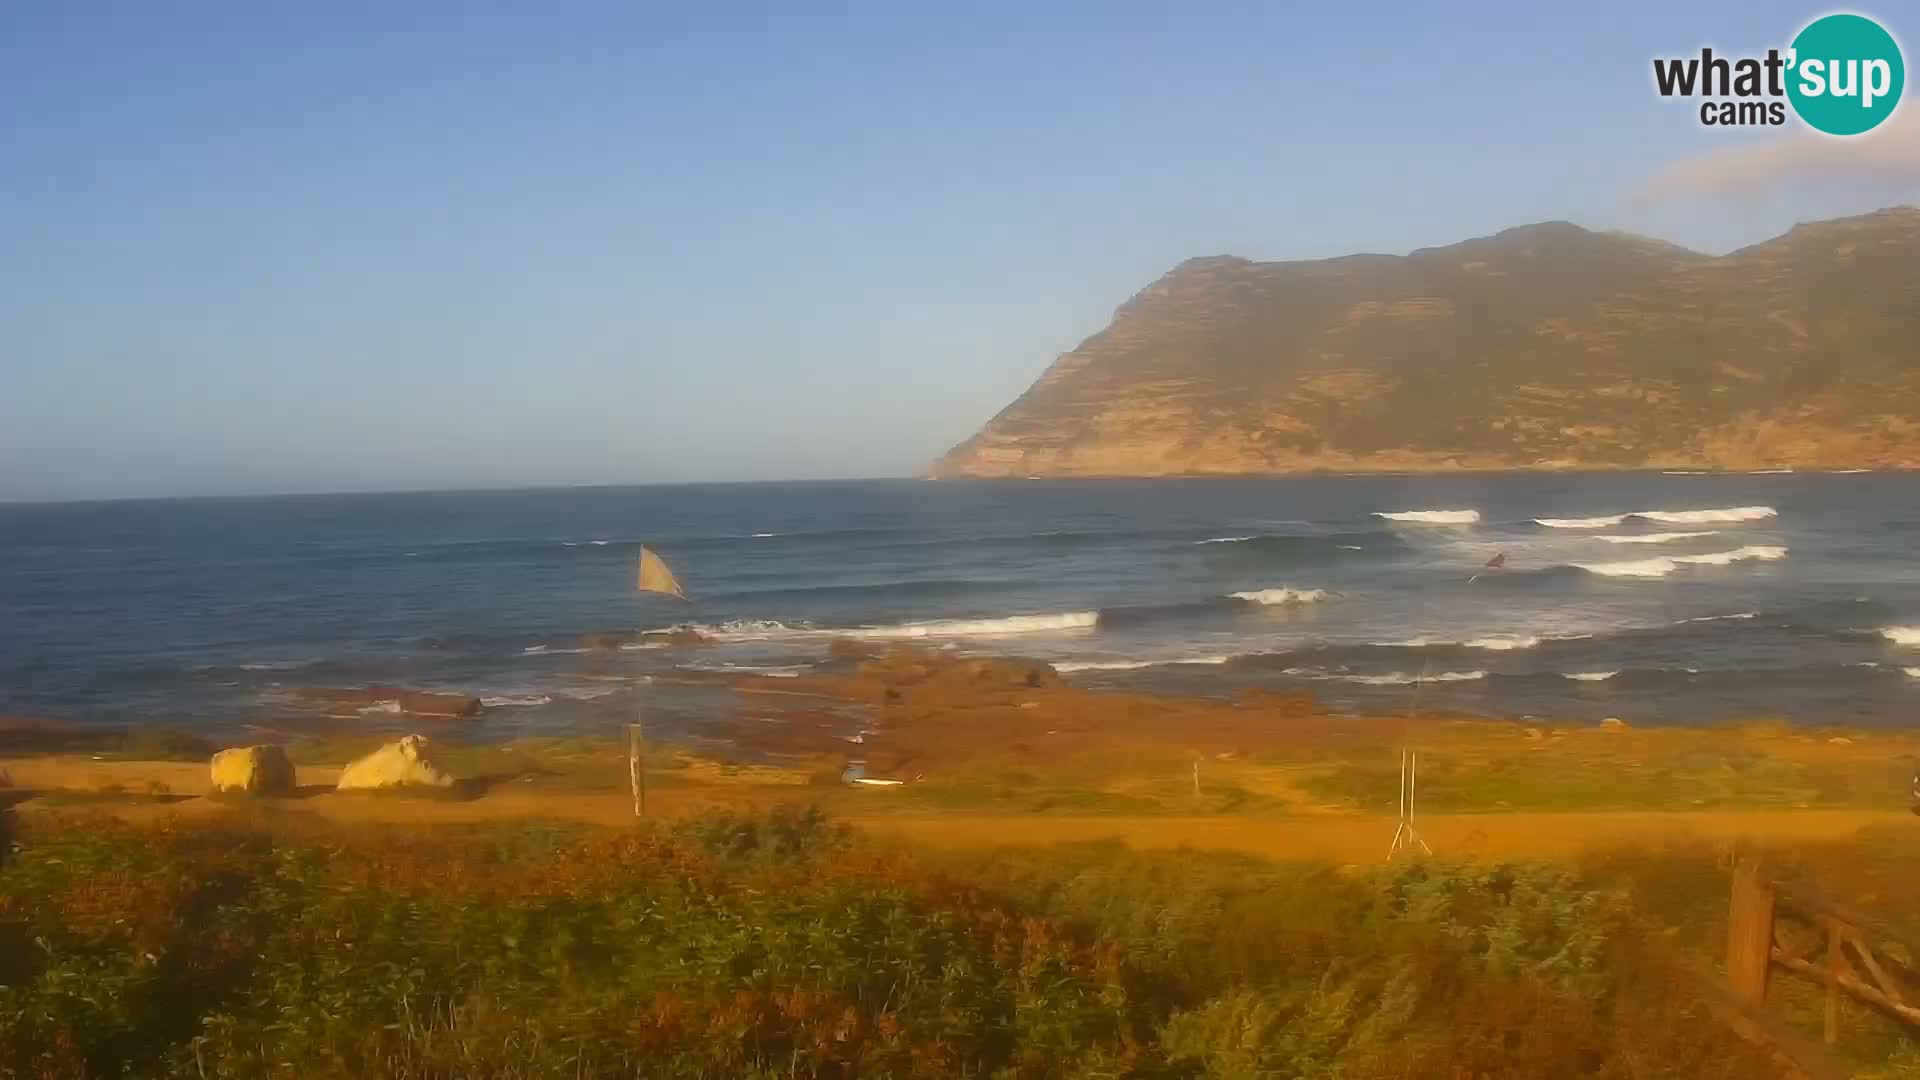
[652,586,1340,643]
[3,475,1910,732]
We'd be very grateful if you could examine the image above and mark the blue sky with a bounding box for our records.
[3,2,1915,500]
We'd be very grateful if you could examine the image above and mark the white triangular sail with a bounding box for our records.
[637,546,688,601]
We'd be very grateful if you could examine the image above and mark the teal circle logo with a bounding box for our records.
[1787,14,1904,135]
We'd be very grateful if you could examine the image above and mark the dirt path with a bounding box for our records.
[842,809,1913,861]
[6,754,1903,862]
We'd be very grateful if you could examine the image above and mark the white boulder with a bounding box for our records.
[335,734,456,791]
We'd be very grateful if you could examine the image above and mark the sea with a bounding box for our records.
[5,473,1920,743]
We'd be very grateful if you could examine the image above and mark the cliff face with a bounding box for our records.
[934,209,1920,477]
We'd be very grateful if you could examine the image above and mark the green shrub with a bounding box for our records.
[0,812,1794,1079]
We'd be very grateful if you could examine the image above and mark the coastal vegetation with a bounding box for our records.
[9,804,1900,1079]
[3,646,1917,1076]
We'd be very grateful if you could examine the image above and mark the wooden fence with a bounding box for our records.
[1727,858,1920,1044]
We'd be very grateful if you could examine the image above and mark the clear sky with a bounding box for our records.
[3,2,1915,500]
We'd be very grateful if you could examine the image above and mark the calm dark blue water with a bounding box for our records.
[5,473,1920,740]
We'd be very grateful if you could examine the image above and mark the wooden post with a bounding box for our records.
[1727,858,1776,1006]
[1825,917,1843,1044]
[628,720,646,818]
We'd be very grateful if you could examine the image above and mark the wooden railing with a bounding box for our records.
[1728,858,1920,1044]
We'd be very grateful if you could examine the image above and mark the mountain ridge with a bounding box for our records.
[933,207,1920,477]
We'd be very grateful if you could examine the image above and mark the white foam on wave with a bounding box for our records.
[357,700,402,714]
[561,686,620,700]
[751,532,778,538]
[678,612,1100,642]
[1376,630,1587,650]
[1880,626,1920,646]
[1680,545,1789,566]
[1681,611,1759,623]
[1339,544,1364,550]
[618,641,670,651]
[1599,531,1718,544]
[1632,505,1777,524]
[1534,515,1627,529]
[1564,671,1618,682]
[1195,535,1255,545]
[682,663,807,678]
[1054,659,1155,673]
[522,644,591,655]
[1906,667,1920,678]
[590,540,612,546]
[1374,509,1481,524]
[658,619,805,642]
[482,694,552,708]
[1576,545,1788,578]
[1344,670,1487,685]
[1581,557,1682,578]
[858,611,1100,638]
[1229,587,1332,606]
[1054,655,1235,674]
[1465,634,1539,650]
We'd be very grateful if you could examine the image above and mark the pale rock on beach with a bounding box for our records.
[209,744,296,795]
[335,734,456,791]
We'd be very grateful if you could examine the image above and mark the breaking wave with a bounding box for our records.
[1600,531,1719,545]
[1195,536,1256,545]
[482,694,552,708]
[1534,515,1628,529]
[1563,671,1618,682]
[1575,545,1788,578]
[1632,505,1776,524]
[1339,670,1487,685]
[1464,634,1541,650]
[659,619,810,642]
[1055,655,1234,674]
[1228,587,1332,606]
[858,611,1100,638]
[681,663,807,678]
[1880,626,1920,646]
[1673,545,1789,566]
[671,612,1102,642]
[1374,509,1481,524]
